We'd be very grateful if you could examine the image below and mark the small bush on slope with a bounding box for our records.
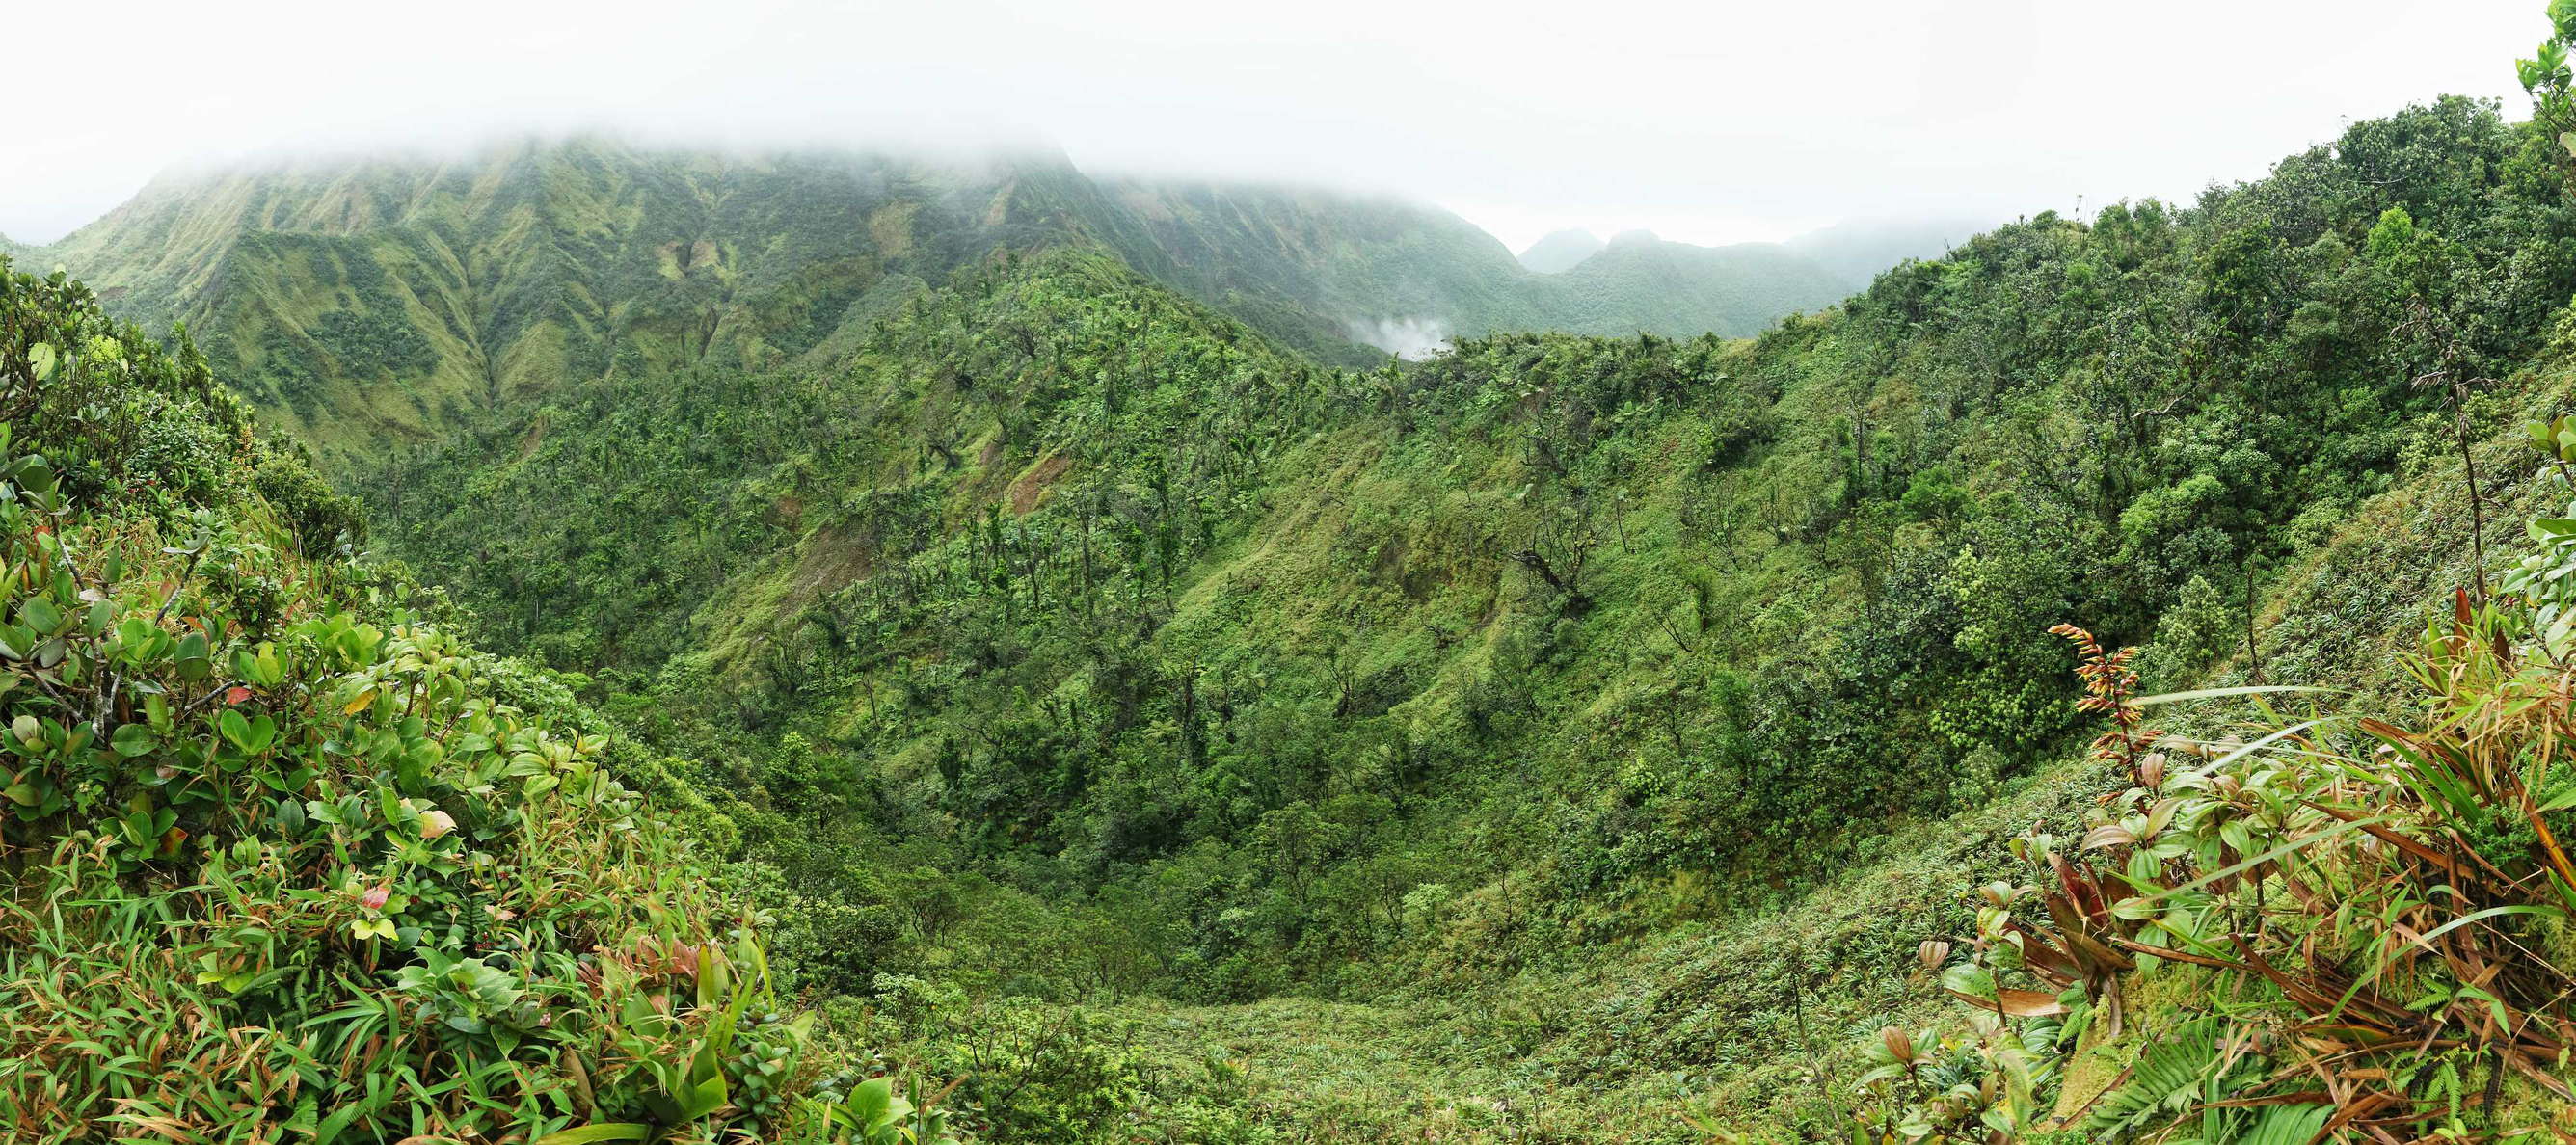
[0,262,942,1143]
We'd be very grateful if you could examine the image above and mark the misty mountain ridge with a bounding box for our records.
[22,133,1883,455]
[1784,212,1996,285]
[1515,219,1972,293]
[1515,226,1603,272]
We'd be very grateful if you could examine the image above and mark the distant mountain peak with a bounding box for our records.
[1516,228,1603,274]
[1785,214,1994,289]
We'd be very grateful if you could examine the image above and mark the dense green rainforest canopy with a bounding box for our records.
[13,39,2576,1145]
[373,94,2575,998]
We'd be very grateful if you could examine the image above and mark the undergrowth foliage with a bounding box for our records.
[1854,541,2576,1141]
[0,262,953,1141]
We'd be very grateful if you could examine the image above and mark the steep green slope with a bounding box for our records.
[0,259,932,1143]
[370,246,1326,676]
[38,140,1064,462]
[1085,177,1546,358]
[350,94,2576,1141]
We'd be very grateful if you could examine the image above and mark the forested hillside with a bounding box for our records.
[16,18,2576,1142]
[1542,230,1850,341]
[1087,185,1849,356]
[353,92,2576,1138]
[35,142,1082,457]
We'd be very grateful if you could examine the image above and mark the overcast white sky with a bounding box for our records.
[0,0,2540,252]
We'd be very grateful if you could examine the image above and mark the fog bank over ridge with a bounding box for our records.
[2,0,2533,250]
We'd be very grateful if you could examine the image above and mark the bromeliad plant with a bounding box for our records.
[1876,567,2576,1142]
[806,1075,963,1145]
[537,932,841,1140]
[1847,1005,2069,1143]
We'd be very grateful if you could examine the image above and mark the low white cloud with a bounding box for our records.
[0,0,2540,247]
[1349,316,1452,361]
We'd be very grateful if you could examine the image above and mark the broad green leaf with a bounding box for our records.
[219,708,254,753]
[111,722,156,758]
[18,596,60,634]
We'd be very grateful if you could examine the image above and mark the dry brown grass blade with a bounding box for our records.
[2500,1043,2575,1101]
[2229,938,2409,1032]
[2301,800,2499,892]
[2200,1091,2334,1108]
[2311,1078,2405,1142]
[2521,799,2576,909]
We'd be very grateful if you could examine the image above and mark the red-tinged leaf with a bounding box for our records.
[2081,824,2137,851]
[1945,987,2067,1017]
